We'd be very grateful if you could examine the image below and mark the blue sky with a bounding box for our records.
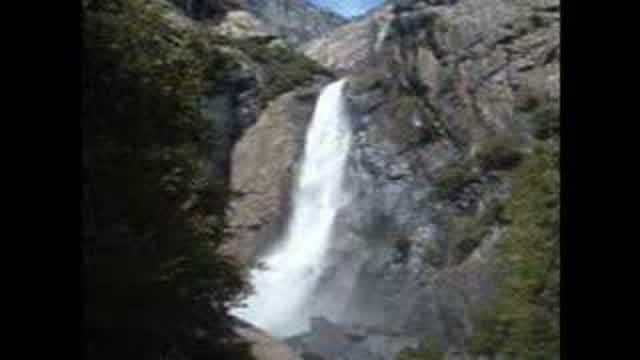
[308,0,386,18]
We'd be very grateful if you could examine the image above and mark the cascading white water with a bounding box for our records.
[232,79,352,338]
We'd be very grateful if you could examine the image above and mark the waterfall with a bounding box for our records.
[232,79,352,338]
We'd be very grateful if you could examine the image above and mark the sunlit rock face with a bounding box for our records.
[302,3,393,73]
[244,0,347,47]
[168,0,347,47]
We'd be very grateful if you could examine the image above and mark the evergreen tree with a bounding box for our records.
[83,1,251,358]
[469,141,560,359]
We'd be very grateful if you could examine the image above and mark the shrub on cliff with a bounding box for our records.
[83,1,251,359]
[447,201,506,265]
[472,135,525,171]
[432,163,479,200]
[469,142,560,359]
[396,337,445,360]
[515,85,545,113]
[530,102,560,140]
[514,85,560,140]
[235,37,333,104]
[170,0,239,20]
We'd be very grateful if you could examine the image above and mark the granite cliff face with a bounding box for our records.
[227,0,559,358]
[301,4,390,73]
[244,0,347,47]
[169,0,346,47]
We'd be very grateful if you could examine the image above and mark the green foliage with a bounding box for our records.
[449,216,488,265]
[447,201,506,265]
[513,85,560,140]
[168,0,232,20]
[433,163,479,200]
[469,143,560,359]
[83,1,251,359]
[472,135,524,171]
[530,102,560,140]
[515,85,544,113]
[396,337,445,360]
[235,37,333,104]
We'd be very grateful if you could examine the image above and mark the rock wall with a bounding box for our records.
[303,1,557,358]
[245,0,347,47]
[302,4,392,73]
[196,0,564,358]
[169,0,346,47]
[229,0,559,359]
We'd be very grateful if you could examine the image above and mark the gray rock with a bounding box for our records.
[228,0,559,356]
[245,0,347,47]
[297,0,558,354]
[168,0,345,47]
[287,317,417,360]
[235,318,302,360]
